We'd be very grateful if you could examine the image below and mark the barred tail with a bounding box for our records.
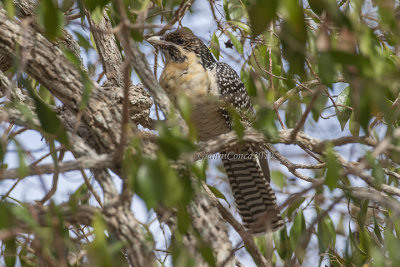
[221,145,283,234]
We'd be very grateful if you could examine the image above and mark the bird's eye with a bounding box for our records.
[175,38,185,45]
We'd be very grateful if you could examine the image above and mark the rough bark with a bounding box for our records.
[0,5,237,267]
[87,9,124,87]
[0,7,156,266]
[0,8,147,153]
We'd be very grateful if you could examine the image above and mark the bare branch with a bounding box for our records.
[0,154,113,180]
[86,9,124,87]
[148,0,195,37]
[202,182,270,267]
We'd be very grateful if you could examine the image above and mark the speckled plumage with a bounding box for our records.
[148,29,283,233]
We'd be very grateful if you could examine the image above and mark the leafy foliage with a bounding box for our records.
[2,0,400,266]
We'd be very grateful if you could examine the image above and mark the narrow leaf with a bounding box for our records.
[210,32,220,60]
[290,210,306,263]
[325,146,341,191]
[317,214,336,253]
[227,31,243,54]
[21,79,69,146]
[335,86,352,131]
[36,0,64,40]
[247,0,278,36]
[207,185,230,207]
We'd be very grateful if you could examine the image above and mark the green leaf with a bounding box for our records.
[271,170,286,189]
[171,242,196,267]
[318,52,336,86]
[177,95,192,122]
[4,238,17,267]
[370,247,385,267]
[377,0,397,30]
[90,6,104,24]
[357,200,369,227]
[310,91,328,122]
[285,98,302,129]
[191,160,208,181]
[38,85,55,105]
[62,0,75,11]
[128,0,150,12]
[274,227,292,260]
[14,101,36,124]
[253,107,278,138]
[240,69,257,97]
[16,143,29,178]
[12,205,38,228]
[308,0,325,15]
[36,0,64,40]
[317,213,336,253]
[223,0,245,21]
[230,108,245,140]
[373,214,383,243]
[247,0,278,36]
[88,213,119,267]
[75,32,92,52]
[280,0,307,77]
[0,202,16,229]
[253,235,270,256]
[227,31,243,54]
[80,73,93,111]
[135,159,164,209]
[385,229,400,264]
[84,0,109,12]
[349,223,367,256]
[199,244,217,267]
[325,146,341,191]
[63,48,81,66]
[157,123,196,160]
[21,79,69,146]
[349,112,360,136]
[210,32,220,60]
[63,49,92,110]
[130,28,144,41]
[207,185,229,206]
[290,210,306,263]
[285,197,305,219]
[4,0,15,18]
[250,45,268,74]
[358,227,373,255]
[177,206,191,234]
[134,154,191,209]
[68,182,89,206]
[335,86,352,131]
[371,158,385,187]
[227,20,252,34]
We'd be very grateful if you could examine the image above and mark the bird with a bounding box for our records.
[147,28,283,234]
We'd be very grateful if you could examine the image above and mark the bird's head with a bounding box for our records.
[147,28,216,68]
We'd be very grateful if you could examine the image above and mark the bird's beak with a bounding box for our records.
[146,35,167,46]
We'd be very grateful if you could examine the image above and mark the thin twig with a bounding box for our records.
[40,150,65,204]
[202,182,270,267]
[0,154,113,180]
[290,85,324,140]
[81,170,103,208]
[148,0,195,37]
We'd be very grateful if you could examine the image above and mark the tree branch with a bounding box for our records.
[202,182,270,267]
[0,154,113,180]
